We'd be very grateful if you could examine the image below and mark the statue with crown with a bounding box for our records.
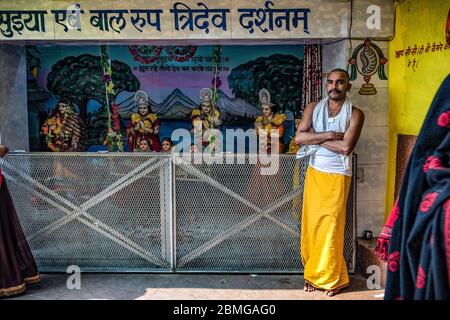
[126,91,161,152]
[191,87,222,149]
[254,88,286,153]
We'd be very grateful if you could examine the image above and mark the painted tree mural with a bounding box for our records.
[227,54,303,113]
[47,54,140,121]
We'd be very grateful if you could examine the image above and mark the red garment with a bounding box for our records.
[376,197,399,262]
[126,115,161,152]
[0,170,40,298]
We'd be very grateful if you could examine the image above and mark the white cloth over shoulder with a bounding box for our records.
[296,97,352,172]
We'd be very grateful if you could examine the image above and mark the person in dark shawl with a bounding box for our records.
[376,74,450,300]
[0,144,40,298]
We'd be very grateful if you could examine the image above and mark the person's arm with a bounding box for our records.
[153,118,161,135]
[320,107,365,156]
[295,102,344,145]
[0,144,9,157]
[141,119,154,134]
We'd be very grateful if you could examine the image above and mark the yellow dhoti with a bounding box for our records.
[301,166,351,291]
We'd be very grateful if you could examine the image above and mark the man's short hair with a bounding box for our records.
[328,68,350,81]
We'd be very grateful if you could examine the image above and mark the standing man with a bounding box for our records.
[295,68,365,296]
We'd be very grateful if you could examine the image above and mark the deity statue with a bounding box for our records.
[191,88,222,148]
[254,89,286,153]
[40,99,85,152]
[126,91,161,152]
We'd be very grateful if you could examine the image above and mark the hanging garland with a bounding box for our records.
[165,46,198,62]
[209,45,222,146]
[128,45,163,64]
[211,45,222,101]
[100,45,123,152]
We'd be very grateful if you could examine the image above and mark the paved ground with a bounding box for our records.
[7,273,384,300]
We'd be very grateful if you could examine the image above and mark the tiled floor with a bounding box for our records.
[6,273,385,300]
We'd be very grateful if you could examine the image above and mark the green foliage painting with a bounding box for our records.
[227,54,303,113]
[47,54,140,121]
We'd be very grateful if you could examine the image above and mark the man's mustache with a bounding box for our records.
[328,89,342,95]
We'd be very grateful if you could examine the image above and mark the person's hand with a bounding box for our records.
[0,145,9,157]
[327,131,344,141]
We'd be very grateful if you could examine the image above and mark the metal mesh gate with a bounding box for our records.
[2,153,356,273]
[173,154,356,273]
[2,153,173,272]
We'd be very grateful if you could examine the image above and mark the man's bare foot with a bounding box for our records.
[303,283,316,292]
[324,288,340,297]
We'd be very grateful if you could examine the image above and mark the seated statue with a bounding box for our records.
[40,99,85,152]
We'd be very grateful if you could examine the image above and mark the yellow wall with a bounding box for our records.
[386,0,450,218]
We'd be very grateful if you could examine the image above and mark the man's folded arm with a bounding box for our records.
[295,102,333,145]
[320,108,365,156]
